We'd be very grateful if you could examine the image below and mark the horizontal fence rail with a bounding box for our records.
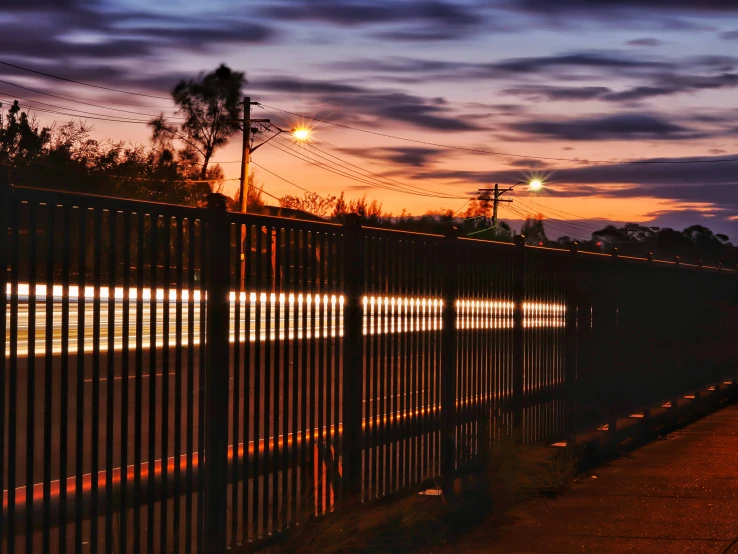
[2,180,737,553]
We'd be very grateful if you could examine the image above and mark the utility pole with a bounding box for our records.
[478,184,512,233]
[228,97,269,289]
[238,96,252,213]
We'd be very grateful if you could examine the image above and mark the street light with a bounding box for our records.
[292,128,310,141]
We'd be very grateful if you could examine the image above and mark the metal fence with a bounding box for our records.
[2,180,737,553]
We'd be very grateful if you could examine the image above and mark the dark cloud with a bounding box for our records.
[341,146,445,168]
[0,2,277,87]
[503,71,738,103]
[254,77,365,95]
[493,52,669,74]
[627,38,662,47]
[507,159,550,169]
[261,0,478,26]
[510,114,701,141]
[252,76,482,132]
[260,0,484,41]
[722,30,738,40]
[504,85,611,101]
[378,147,444,167]
[514,0,738,13]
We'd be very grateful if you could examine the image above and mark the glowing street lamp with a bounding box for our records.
[292,127,310,141]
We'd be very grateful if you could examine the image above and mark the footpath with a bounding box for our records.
[439,404,738,554]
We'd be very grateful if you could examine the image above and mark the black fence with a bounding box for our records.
[2,180,737,553]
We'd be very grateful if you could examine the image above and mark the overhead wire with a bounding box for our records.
[0,78,184,119]
[250,161,330,198]
[298,141,467,200]
[503,202,592,240]
[513,197,604,235]
[0,60,171,100]
[506,201,594,237]
[0,96,159,124]
[267,135,467,200]
[0,92,156,123]
[503,202,589,241]
[516,195,611,226]
[305,139,462,198]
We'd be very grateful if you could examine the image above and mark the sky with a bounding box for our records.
[2,0,738,240]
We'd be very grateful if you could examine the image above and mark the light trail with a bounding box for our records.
[5,284,566,357]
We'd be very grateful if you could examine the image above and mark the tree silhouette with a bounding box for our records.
[150,63,244,179]
[280,191,337,218]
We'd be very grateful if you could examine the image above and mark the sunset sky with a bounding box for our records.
[2,0,738,240]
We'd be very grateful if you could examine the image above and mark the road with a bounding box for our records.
[3,286,565,490]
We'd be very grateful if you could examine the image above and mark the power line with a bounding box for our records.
[268,136,466,199]
[250,160,328,198]
[309,135,465,198]
[0,60,171,101]
[503,202,593,239]
[0,92,155,123]
[298,140,466,199]
[0,78,184,119]
[0,96,157,124]
[507,201,595,237]
[516,196,608,226]
[513,197,603,234]
[502,204,589,240]
[259,102,738,166]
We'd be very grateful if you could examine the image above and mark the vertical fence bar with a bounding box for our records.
[512,235,526,432]
[441,226,458,498]
[26,202,38,554]
[120,211,131,554]
[41,203,53,554]
[105,208,116,554]
[147,212,158,554]
[74,207,87,554]
[0,170,7,551]
[203,193,230,553]
[564,243,579,446]
[342,214,364,498]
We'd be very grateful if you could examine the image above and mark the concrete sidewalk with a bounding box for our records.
[441,404,738,553]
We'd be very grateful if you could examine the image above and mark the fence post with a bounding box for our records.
[202,193,230,553]
[342,214,364,500]
[564,242,579,447]
[441,226,459,499]
[607,248,619,439]
[512,235,526,432]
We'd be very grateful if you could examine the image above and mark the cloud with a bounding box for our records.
[504,85,612,101]
[627,38,662,47]
[262,0,477,25]
[509,113,702,141]
[0,1,277,79]
[251,76,483,132]
[260,0,485,41]
[722,30,738,40]
[514,0,738,14]
[254,76,365,95]
[372,147,445,167]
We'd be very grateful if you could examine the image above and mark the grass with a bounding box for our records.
[270,427,578,554]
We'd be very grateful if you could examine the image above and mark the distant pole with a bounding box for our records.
[478,184,512,237]
[492,183,499,230]
[239,96,252,214]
